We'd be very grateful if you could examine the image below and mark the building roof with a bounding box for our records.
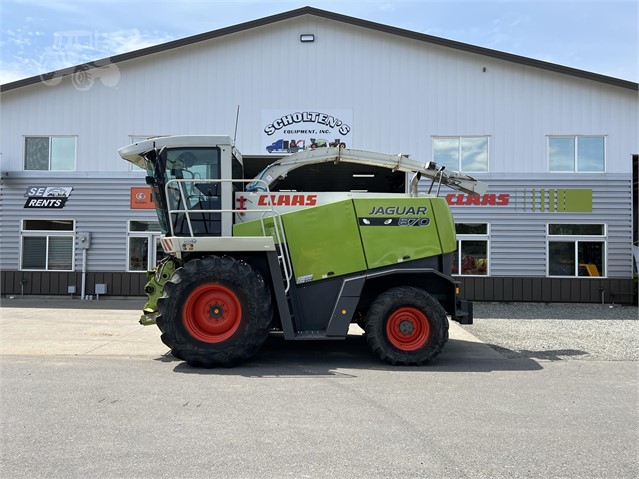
[2,6,637,92]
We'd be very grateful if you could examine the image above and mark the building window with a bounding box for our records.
[548,136,605,172]
[452,223,489,276]
[24,136,76,171]
[127,220,165,271]
[548,224,605,277]
[21,219,75,270]
[433,136,489,172]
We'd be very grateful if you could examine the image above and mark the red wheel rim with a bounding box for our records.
[386,307,430,351]
[182,283,242,343]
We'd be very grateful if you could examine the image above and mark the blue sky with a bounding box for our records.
[1,0,637,84]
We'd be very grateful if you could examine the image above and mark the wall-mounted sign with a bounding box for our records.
[446,189,592,212]
[130,187,155,209]
[262,109,353,154]
[446,193,510,206]
[23,186,72,208]
[522,188,592,212]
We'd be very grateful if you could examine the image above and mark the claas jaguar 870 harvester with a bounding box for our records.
[118,135,486,367]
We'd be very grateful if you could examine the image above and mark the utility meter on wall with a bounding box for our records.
[77,232,91,249]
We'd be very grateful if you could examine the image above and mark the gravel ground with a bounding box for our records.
[462,302,638,361]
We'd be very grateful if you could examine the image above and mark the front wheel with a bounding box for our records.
[157,256,273,367]
[364,287,448,365]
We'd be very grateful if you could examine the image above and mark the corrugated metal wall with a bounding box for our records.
[1,271,634,305]
[457,277,635,304]
[441,175,633,278]
[0,175,155,271]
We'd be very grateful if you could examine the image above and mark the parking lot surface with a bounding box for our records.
[0,298,637,478]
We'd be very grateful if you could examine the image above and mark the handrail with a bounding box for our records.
[164,178,292,292]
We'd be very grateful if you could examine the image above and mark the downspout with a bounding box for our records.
[81,248,87,300]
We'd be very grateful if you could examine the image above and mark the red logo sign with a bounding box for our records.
[446,193,510,206]
[130,187,155,209]
[256,194,318,207]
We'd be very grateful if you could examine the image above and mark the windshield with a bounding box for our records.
[165,147,221,183]
[160,147,222,236]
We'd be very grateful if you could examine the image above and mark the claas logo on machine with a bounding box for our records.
[257,194,317,207]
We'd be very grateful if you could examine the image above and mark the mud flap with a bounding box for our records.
[452,299,473,324]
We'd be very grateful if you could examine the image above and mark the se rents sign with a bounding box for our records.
[23,186,73,208]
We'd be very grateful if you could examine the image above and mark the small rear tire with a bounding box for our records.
[364,287,448,365]
[157,255,273,367]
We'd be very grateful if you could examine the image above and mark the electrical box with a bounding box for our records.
[77,232,91,249]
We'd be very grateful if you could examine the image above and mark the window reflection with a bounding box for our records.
[433,138,459,171]
[461,137,488,172]
[433,136,488,172]
[548,136,605,172]
[577,137,605,172]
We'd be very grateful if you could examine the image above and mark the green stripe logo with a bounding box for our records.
[523,189,592,212]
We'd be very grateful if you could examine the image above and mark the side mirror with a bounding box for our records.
[145,176,156,186]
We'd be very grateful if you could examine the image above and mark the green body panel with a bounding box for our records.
[429,197,457,253]
[233,196,458,283]
[280,200,367,284]
[353,197,450,269]
[233,216,279,242]
[140,257,178,325]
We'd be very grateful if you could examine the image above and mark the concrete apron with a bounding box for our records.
[0,297,502,360]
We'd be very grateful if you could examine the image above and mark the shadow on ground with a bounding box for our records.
[486,345,589,361]
[158,333,543,376]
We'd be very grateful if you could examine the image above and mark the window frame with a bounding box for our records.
[547,135,606,173]
[20,219,76,271]
[126,219,164,272]
[452,222,490,277]
[432,135,490,173]
[24,135,77,171]
[546,223,607,278]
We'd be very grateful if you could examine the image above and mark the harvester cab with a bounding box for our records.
[119,135,486,368]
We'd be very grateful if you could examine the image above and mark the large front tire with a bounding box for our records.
[157,256,273,367]
[364,287,448,365]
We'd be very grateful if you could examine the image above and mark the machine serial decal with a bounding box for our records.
[359,217,430,227]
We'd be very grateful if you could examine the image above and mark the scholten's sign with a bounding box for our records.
[23,186,73,208]
[262,109,353,154]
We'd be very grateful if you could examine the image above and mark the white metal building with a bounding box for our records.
[1,7,637,303]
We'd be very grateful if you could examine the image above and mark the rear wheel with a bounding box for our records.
[157,255,273,367]
[364,287,448,365]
